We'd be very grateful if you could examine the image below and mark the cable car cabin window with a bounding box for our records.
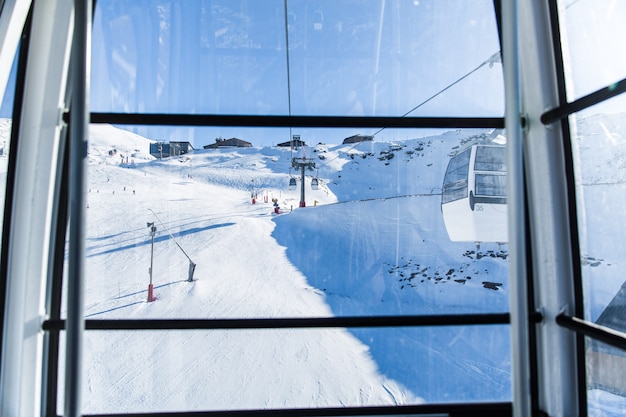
[558,1,626,414]
[473,146,506,198]
[58,0,509,413]
[474,145,506,172]
[442,147,471,204]
[475,174,506,198]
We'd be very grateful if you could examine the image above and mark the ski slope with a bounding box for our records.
[75,125,511,412]
[0,118,623,414]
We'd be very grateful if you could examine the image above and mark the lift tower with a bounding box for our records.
[292,157,316,207]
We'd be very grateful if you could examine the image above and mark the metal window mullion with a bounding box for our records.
[83,113,505,129]
[63,402,514,417]
[517,1,582,415]
[556,314,626,351]
[65,0,91,416]
[42,312,523,332]
[540,77,626,125]
[43,130,70,417]
[502,2,531,417]
[1,1,74,415]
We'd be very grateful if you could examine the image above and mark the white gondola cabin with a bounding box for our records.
[311,177,319,190]
[441,144,507,243]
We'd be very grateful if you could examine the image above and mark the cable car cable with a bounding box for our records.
[371,50,502,138]
[313,50,503,170]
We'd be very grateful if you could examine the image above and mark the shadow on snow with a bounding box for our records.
[85,280,189,317]
[271,197,511,403]
[87,222,235,257]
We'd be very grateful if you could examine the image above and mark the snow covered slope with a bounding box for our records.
[0,119,622,413]
[74,124,510,411]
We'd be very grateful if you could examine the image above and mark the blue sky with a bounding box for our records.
[89,0,504,147]
[2,1,504,146]
[4,1,626,146]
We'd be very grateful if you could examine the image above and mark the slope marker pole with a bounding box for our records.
[147,222,157,302]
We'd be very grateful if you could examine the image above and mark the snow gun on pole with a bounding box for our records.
[148,209,197,282]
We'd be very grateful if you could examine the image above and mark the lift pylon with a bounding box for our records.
[291,157,315,207]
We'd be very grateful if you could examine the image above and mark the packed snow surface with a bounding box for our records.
[0,118,623,414]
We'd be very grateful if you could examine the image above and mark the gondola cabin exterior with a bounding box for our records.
[441,144,507,243]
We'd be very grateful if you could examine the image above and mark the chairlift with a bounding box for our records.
[311,177,319,190]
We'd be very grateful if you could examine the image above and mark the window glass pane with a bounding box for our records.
[0,52,18,117]
[475,174,506,197]
[569,105,626,414]
[80,126,510,318]
[558,0,626,103]
[58,326,510,413]
[81,0,508,412]
[442,147,470,203]
[91,0,504,120]
[474,145,506,172]
[0,47,17,247]
[77,125,511,411]
[570,108,626,328]
[586,338,626,416]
